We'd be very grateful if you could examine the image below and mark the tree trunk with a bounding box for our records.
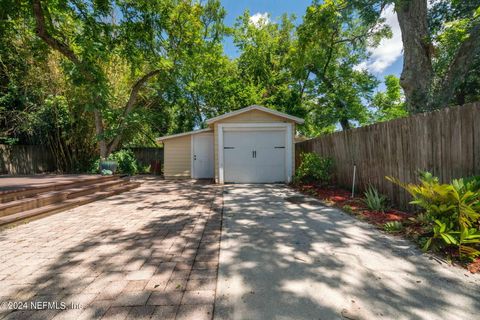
[94,110,108,159]
[32,0,162,160]
[106,69,161,155]
[339,118,351,130]
[395,0,433,113]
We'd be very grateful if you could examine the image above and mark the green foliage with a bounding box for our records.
[1,0,404,169]
[296,0,389,132]
[294,152,333,184]
[342,205,354,214]
[89,158,101,174]
[370,75,408,122]
[363,185,388,212]
[415,212,431,225]
[137,164,151,174]
[384,221,403,233]
[231,11,306,126]
[387,173,480,260]
[428,0,480,105]
[108,150,138,175]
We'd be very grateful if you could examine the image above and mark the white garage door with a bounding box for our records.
[223,130,286,183]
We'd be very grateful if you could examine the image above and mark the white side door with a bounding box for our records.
[192,133,214,179]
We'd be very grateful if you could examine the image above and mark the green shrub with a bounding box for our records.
[88,158,101,174]
[387,172,480,260]
[108,149,138,175]
[294,152,333,184]
[415,212,431,224]
[342,205,354,214]
[363,185,387,212]
[384,221,403,232]
[138,164,151,174]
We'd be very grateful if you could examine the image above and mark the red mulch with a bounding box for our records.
[360,210,411,224]
[467,258,480,274]
[296,183,411,226]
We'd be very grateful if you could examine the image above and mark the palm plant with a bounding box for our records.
[387,172,480,259]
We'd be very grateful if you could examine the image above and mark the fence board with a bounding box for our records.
[0,145,163,175]
[295,102,480,210]
[0,145,56,175]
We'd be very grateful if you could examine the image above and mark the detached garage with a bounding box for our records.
[157,105,304,184]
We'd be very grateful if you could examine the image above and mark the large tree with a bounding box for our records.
[232,11,303,118]
[352,0,480,112]
[8,0,228,158]
[295,0,387,132]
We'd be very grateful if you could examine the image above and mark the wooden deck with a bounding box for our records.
[0,174,104,192]
[0,174,140,227]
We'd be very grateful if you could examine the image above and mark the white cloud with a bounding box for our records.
[357,5,403,74]
[249,12,270,27]
[353,61,368,72]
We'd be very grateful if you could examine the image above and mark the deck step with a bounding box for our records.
[0,175,121,203]
[0,178,132,217]
[0,182,140,227]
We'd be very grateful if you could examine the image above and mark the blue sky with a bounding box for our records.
[220,0,404,88]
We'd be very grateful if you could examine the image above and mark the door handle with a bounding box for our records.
[252,150,256,158]
[194,155,197,160]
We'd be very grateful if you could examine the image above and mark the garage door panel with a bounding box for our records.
[224,131,253,183]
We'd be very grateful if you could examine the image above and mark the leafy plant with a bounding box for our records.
[387,173,480,259]
[108,150,138,175]
[415,212,431,224]
[342,205,354,214]
[363,185,387,212]
[384,221,403,232]
[294,153,333,184]
[138,164,151,174]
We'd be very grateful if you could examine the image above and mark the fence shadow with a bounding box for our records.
[216,184,480,320]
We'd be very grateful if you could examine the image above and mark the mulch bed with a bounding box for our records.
[295,183,412,226]
[293,182,479,274]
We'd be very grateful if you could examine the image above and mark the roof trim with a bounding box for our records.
[205,105,304,125]
[156,128,213,142]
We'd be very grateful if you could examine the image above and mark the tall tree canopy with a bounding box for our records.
[351,0,480,112]
[2,0,232,162]
[295,0,388,131]
[1,0,477,171]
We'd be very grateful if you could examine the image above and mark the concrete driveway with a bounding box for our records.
[215,185,480,320]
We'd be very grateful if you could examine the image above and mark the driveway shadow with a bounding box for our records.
[215,184,480,320]
[0,178,221,320]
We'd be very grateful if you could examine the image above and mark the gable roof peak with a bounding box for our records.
[205,105,304,124]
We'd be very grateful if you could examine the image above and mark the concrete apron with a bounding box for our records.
[214,185,480,320]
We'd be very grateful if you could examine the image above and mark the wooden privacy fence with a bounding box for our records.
[0,144,56,175]
[295,102,480,210]
[0,145,164,175]
[128,147,164,172]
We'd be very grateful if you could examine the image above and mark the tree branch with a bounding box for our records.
[32,0,82,68]
[32,0,109,157]
[434,19,480,108]
[107,69,162,154]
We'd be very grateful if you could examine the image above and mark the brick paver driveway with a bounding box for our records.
[0,178,221,320]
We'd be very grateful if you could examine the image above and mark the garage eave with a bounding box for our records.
[205,105,304,125]
[156,128,213,142]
